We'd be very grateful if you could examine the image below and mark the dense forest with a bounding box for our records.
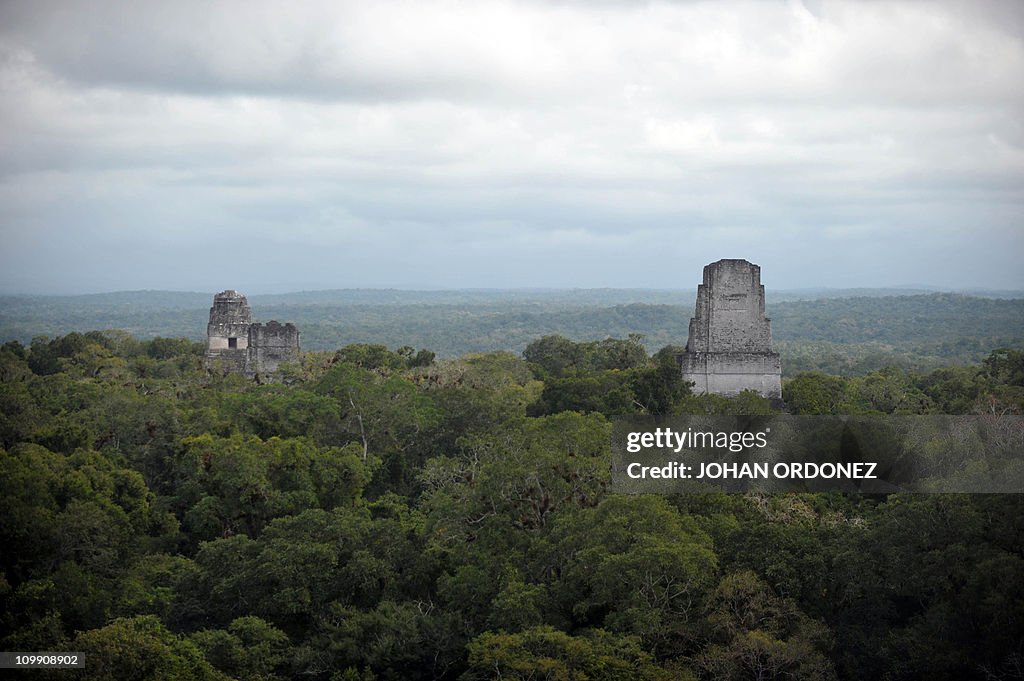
[2,291,1022,374]
[1,329,1023,680]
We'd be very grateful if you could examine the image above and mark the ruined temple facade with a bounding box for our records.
[679,259,782,399]
[204,290,300,377]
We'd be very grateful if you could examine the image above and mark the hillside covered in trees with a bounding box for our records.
[1,330,1022,680]
[2,290,1022,376]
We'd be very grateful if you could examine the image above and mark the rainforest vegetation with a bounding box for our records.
[2,290,1022,373]
[1,330,1023,680]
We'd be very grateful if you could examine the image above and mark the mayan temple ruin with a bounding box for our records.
[204,290,300,377]
[678,259,782,399]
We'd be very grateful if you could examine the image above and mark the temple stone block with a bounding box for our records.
[679,259,782,399]
[204,290,299,378]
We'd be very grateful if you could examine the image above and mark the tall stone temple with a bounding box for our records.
[678,259,782,399]
[204,290,300,377]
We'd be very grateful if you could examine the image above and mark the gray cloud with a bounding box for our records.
[0,0,1022,294]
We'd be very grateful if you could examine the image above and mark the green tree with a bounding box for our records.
[73,615,229,681]
[173,434,369,542]
[463,626,676,681]
[697,571,836,681]
[784,373,850,415]
[548,495,717,654]
[190,616,290,681]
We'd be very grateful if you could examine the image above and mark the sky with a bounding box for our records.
[0,0,1022,294]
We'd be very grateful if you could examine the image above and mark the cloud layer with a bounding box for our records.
[1,0,1022,293]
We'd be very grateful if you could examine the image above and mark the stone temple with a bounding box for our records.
[204,290,300,377]
[678,259,782,399]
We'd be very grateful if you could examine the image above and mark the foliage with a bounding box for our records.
[0,331,1022,680]
[74,615,229,681]
[4,290,1022,375]
[463,626,675,681]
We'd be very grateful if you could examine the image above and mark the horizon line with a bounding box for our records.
[3,285,1024,298]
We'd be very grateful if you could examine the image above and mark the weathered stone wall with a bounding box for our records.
[205,290,252,361]
[246,321,300,375]
[680,351,782,396]
[686,259,773,353]
[680,259,782,399]
[203,290,300,377]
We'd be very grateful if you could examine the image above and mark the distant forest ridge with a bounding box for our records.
[3,285,1024,307]
[1,289,1023,375]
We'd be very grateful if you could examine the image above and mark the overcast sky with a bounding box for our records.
[0,0,1022,294]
